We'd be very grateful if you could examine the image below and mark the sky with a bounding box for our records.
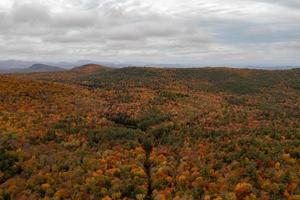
[0,0,299,67]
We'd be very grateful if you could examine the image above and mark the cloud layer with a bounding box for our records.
[0,0,299,66]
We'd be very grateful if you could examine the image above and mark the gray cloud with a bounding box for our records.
[255,0,300,9]
[52,11,98,28]
[0,0,299,66]
[12,3,51,24]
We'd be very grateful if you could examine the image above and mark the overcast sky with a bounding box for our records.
[0,0,299,67]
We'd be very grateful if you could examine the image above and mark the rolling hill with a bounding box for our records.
[71,64,112,73]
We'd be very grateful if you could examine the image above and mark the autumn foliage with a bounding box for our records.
[0,66,299,199]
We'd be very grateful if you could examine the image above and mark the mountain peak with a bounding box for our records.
[29,64,64,72]
[71,64,111,73]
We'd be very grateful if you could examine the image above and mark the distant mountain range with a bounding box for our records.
[0,59,298,74]
[0,60,36,70]
[0,60,126,71]
[0,63,65,74]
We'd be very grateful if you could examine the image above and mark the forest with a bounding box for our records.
[0,65,299,200]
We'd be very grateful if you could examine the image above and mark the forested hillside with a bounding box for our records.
[0,66,299,200]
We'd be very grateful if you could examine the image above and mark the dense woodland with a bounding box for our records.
[0,65,299,200]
